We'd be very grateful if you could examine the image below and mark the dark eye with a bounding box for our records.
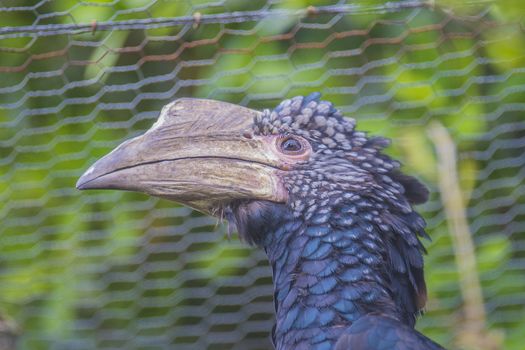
[280,137,303,153]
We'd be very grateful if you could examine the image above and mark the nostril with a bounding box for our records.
[242,130,253,139]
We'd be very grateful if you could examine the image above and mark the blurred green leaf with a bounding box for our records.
[84,31,129,83]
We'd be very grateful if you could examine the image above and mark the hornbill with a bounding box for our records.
[77,93,446,350]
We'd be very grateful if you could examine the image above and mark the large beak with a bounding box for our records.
[76,98,288,216]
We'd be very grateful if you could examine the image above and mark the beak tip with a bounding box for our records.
[76,175,90,190]
[76,163,132,191]
[76,165,98,190]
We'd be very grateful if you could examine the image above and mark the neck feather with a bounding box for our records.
[266,219,401,349]
[229,200,427,350]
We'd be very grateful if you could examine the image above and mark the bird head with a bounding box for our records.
[78,93,427,239]
[78,93,431,321]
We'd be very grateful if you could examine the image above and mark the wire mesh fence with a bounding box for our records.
[0,0,524,349]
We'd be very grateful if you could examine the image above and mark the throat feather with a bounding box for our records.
[229,200,427,350]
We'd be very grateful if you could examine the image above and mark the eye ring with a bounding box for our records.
[278,136,304,154]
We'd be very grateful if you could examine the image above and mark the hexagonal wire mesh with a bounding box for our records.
[1,0,524,349]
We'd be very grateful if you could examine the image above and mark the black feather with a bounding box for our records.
[334,315,445,350]
[229,94,444,349]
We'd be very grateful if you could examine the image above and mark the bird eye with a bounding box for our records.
[279,136,303,154]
